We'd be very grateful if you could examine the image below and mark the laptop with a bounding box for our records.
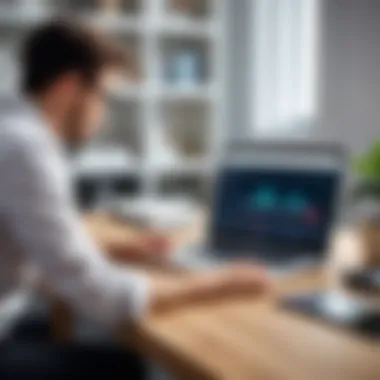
[174,141,346,274]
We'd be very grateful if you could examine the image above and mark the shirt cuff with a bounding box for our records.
[122,271,150,322]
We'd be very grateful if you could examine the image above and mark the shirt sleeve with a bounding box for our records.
[0,130,150,325]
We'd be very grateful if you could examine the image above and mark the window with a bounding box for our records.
[251,0,320,137]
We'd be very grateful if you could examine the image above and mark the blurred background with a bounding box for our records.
[2,2,380,378]
[0,0,379,215]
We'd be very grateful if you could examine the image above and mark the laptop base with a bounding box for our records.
[172,246,321,277]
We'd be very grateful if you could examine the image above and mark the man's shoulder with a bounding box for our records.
[0,98,49,153]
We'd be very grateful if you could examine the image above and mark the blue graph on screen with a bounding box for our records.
[250,187,278,210]
[211,168,338,252]
[249,186,320,223]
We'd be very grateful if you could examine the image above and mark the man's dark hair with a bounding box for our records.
[20,19,127,94]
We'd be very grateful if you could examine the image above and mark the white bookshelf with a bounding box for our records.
[0,0,226,202]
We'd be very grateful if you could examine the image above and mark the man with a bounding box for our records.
[0,19,269,378]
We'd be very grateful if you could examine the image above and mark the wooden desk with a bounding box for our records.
[128,267,380,380]
[124,230,379,380]
[53,219,380,380]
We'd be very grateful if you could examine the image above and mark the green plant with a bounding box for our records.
[354,141,380,200]
[354,141,380,181]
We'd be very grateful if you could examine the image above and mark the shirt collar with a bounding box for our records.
[17,94,66,157]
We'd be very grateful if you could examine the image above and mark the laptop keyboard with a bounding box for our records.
[172,246,319,275]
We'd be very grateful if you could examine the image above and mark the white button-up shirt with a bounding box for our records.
[0,96,149,328]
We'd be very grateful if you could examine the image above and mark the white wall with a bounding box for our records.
[225,0,251,139]
[227,0,380,155]
[317,0,380,155]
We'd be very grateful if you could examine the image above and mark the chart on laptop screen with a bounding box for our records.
[211,168,340,255]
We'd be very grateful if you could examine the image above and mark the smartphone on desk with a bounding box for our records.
[343,269,380,295]
[280,291,380,340]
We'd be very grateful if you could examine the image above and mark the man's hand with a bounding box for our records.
[122,232,171,263]
[150,264,272,312]
[84,213,172,264]
[208,264,270,297]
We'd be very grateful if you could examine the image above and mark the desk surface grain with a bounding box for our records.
[129,266,380,380]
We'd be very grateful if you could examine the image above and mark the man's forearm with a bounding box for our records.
[149,273,219,311]
[149,266,269,312]
[83,213,150,262]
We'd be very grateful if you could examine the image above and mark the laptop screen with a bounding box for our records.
[210,168,341,258]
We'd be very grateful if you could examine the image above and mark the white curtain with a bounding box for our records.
[251,0,319,137]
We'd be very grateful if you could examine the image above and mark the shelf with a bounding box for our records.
[0,8,217,39]
[156,172,210,201]
[157,17,216,38]
[72,164,140,178]
[71,143,143,179]
[149,159,213,175]
[54,0,142,19]
[72,158,213,179]
[159,85,215,101]
[111,83,144,100]
[71,160,141,178]
[0,7,143,33]
[111,84,215,101]
[90,15,216,37]
[0,0,224,200]
[82,12,143,33]
[109,85,215,101]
